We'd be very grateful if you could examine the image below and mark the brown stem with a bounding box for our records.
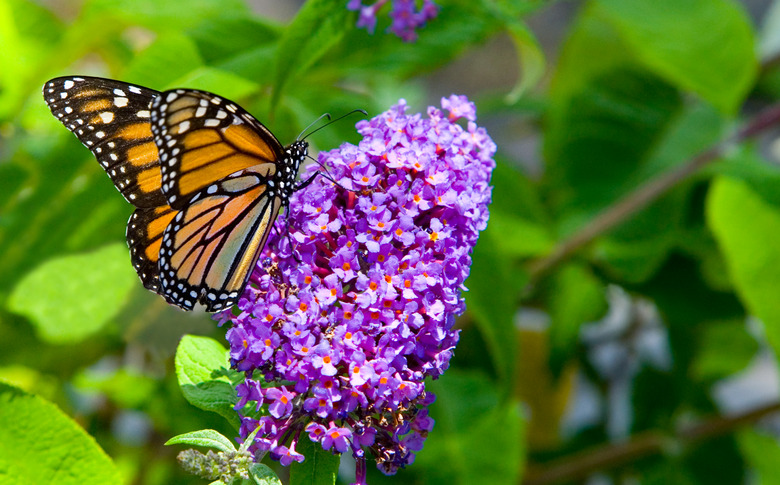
[527,102,780,282]
[522,401,780,485]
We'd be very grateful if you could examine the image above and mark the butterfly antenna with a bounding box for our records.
[297,113,331,141]
[300,109,368,141]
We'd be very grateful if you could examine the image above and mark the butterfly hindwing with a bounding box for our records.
[150,89,285,211]
[157,166,283,311]
[126,204,180,292]
[44,76,166,208]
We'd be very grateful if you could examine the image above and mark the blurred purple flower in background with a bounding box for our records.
[347,0,439,42]
[217,95,495,483]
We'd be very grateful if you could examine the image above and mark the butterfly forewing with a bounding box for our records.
[157,166,283,311]
[150,89,285,211]
[43,76,166,208]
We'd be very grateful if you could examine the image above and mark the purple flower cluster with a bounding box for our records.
[218,95,495,482]
[347,0,438,42]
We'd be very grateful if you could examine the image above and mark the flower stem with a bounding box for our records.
[353,455,368,485]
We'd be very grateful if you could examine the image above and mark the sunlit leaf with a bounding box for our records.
[8,243,136,343]
[165,429,236,453]
[595,0,757,114]
[707,177,780,354]
[175,335,241,430]
[289,437,339,485]
[0,382,121,485]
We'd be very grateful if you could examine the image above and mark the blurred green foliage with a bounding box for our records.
[2,0,780,484]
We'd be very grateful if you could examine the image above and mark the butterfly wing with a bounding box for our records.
[44,78,304,313]
[150,89,285,210]
[43,76,166,207]
[157,166,283,311]
[127,204,179,292]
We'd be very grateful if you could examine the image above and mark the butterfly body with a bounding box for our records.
[44,76,307,312]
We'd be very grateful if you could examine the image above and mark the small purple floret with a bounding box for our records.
[347,0,439,42]
[219,95,496,478]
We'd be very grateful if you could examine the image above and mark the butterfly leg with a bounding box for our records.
[295,172,320,191]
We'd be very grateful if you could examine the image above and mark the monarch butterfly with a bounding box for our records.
[43,76,311,312]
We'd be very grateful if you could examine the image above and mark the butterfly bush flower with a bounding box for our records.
[218,95,495,483]
[347,0,438,42]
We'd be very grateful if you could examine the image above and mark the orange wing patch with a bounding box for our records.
[157,168,282,311]
[223,124,277,160]
[126,142,158,167]
[137,167,163,195]
[117,122,152,141]
[150,89,286,211]
[184,129,222,149]
[127,204,179,291]
[82,98,112,112]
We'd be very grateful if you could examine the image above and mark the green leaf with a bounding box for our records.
[0,381,121,485]
[74,366,157,409]
[272,0,353,109]
[490,159,548,223]
[737,429,780,485]
[596,102,725,283]
[122,32,204,89]
[334,0,501,79]
[487,152,553,261]
[465,231,522,389]
[633,253,744,327]
[545,5,687,222]
[545,65,683,221]
[187,15,280,66]
[170,67,260,101]
[707,177,780,354]
[0,0,64,120]
[488,212,552,258]
[7,243,136,343]
[82,0,250,32]
[545,263,607,377]
[175,335,241,430]
[165,429,236,453]
[505,21,546,102]
[289,437,339,485]
[690,320,758,381]
[249,463,283,485]
[594,0,757,114]
[420,371,525,484]
[707,145,780,209]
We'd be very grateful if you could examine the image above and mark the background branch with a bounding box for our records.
[523,401,780,485]
[527,102,780,282]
